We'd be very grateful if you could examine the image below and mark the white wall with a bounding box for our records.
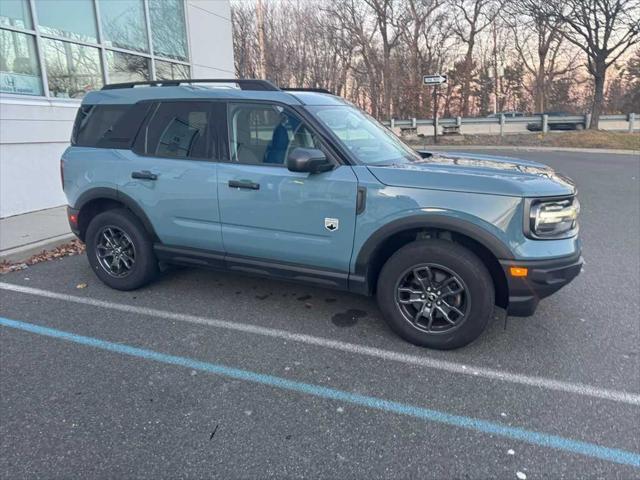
[0,0,235,218]
[186,0,235,77]
[0,97,76,218]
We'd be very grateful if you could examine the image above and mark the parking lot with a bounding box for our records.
[1,149,639,478]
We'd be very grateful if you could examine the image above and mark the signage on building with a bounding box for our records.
[0,72,42,96]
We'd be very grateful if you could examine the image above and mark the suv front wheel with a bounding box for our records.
[377,240,494,350]
[85,208,159,290]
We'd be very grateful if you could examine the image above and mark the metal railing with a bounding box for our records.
[382,113,638,135]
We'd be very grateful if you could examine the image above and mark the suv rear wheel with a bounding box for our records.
[377,240,494,350]
[85,208,159,290]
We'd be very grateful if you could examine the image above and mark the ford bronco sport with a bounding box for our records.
[62,79,583,349]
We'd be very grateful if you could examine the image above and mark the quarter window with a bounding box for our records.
[73,104,130,147]
[228,104,320,166]
[140,102,212,159]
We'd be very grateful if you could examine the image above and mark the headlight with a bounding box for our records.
[526,196,580,239]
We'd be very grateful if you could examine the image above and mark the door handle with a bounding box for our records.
[131,170,158,180]
[228,179,260,190]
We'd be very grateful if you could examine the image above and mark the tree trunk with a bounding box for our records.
[590,60,607,129]
[461,39,475,116]
[256,0,268,80]
[535,62,545,113]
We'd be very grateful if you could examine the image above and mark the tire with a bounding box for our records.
[85,208,159,290]
[376,240,494,350]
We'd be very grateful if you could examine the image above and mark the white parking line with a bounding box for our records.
[1,281,639,406]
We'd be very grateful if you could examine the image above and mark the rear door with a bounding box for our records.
[217,102,359,277]
[118,100,224,253]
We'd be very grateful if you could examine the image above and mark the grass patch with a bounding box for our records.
[405,130,640,151]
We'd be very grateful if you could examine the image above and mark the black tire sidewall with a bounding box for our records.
[377,240,494,350]
[85,209,158,290]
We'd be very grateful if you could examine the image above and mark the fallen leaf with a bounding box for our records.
[76,283,88,289]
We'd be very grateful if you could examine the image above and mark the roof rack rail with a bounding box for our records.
[101,79,280,91]
[283,87,333,95]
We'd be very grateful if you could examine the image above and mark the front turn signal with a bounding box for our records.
[510,267,528,277]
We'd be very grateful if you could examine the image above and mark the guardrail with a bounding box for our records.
[382,113,638,136]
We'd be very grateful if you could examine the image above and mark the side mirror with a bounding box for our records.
[287,148,333,174]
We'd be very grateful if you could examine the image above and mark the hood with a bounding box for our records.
[367,151,576,197]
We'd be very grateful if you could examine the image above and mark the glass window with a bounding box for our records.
[35,0,97,42]
[42,37,103,98]
[141,102,211,159]
[0,29,42,95]
[149,0,187,60]
[229,104,319,165]
[98,0,148,52]
[73,102,151,148]
[155,60,189,80]
[0,0,32,29]
[309,105,421,165]
[106,50,149,84]
[74,104,130,146]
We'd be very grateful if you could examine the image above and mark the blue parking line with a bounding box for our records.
[1,316,639,468]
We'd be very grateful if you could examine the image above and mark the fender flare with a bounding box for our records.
[353,213,515,280]
[74,187,158,241]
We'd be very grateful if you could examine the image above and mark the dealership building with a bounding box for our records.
[0,0,234,218]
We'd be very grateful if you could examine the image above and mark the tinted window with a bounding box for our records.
[140,102,211,159]
[72,103,150,148]
[74,104,129,146]
[229,103,320,165]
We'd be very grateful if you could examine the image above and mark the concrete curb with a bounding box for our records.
[0,233,76,263]
[422,145,640,155]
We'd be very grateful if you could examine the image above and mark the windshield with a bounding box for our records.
[308,105,421,165]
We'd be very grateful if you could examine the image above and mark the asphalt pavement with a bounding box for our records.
[1,150,639,479]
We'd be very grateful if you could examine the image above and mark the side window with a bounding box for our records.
[228,103,320,165]
[73,104,131,147]
[139,101,212,159]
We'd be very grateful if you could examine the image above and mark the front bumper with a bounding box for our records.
[500,251,583,316]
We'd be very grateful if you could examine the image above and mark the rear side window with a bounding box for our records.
[72,103,150,149]
[136,102,212,159]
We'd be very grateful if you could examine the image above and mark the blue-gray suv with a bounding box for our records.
[62,79,583,349]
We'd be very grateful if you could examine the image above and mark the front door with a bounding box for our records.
[218,102,359,276]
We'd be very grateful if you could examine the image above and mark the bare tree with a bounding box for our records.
[396,0,444,117]
[503,1,570,113]
[546,0,640,127]
[230,0,639,121]
[363,0,403,117]
[450,0,497,116]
